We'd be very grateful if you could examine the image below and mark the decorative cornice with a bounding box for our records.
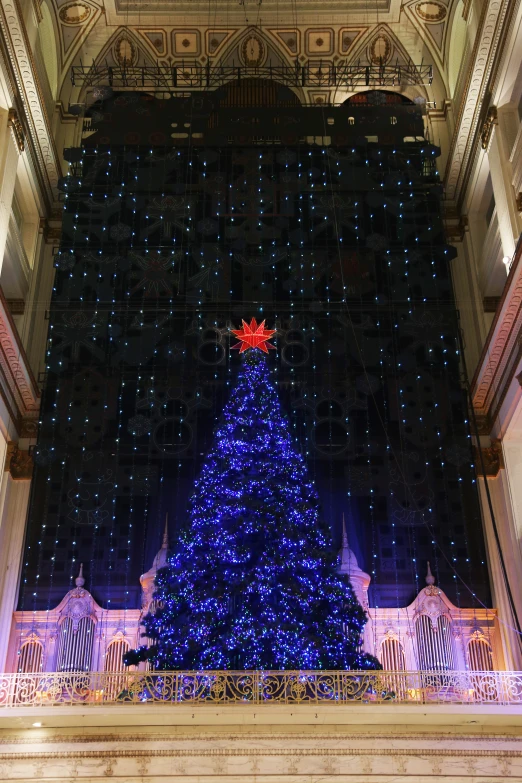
[1,747,521,759]
[2,731,520,744]
[488,0,522,103]
[444,0,509,204]
[471,237,522,422]
[0,287,40,430]
[0,0,61,204]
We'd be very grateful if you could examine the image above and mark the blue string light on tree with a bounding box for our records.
[124,319,380,671]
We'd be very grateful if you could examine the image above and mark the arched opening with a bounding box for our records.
[212,79,301,108]
[13,638,44,704]
[104,636,130,698]
[380,637,407,697]
[468,637,494,671]
[343,90,414,106]
[104,637,130,672]
[17,639,43,673]
[380,637,406,670]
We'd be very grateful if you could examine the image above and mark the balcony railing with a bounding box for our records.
[1,670,521,707]
[70,62,433,91]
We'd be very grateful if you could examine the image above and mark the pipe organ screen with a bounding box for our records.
[468,638,493,671]
[380,637,406,671]
[56,616,95,672]
[17,641,43,673]
[104,638,129,672]
[415,614,456,671]
[103,638,130,698]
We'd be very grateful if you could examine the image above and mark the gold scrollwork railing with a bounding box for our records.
[0,670,520,707]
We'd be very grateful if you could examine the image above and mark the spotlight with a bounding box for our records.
[32,722,42,728]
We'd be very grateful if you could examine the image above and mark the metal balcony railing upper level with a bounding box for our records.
[2,670,521,707]
[70,62,434,91]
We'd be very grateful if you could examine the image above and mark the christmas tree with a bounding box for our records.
[126,321,380,670]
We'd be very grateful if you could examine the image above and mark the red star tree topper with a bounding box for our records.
[230,318,276,353]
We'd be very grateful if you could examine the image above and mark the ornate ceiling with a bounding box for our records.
[44,0,462,107]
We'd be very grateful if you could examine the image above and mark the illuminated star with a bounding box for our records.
[230,318,276,354]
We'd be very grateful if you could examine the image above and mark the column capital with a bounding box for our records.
[6,443,33,480]
[473,440,504,476]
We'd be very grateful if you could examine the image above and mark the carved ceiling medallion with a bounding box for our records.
[415,1,447,22]
[59,2,91,25]
[114,35,138,67]
[369,34,392,63]
[241,34,266,67]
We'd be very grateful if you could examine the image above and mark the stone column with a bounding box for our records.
[0,447,32,673]
[0,108,22,276]
[477,451,522,670]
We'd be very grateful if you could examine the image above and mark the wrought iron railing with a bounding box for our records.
[1,670,521,707]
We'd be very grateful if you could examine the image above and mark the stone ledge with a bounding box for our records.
[2,702,522,730]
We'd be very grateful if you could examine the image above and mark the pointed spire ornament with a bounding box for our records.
[426,561,436,586]
[140,514,171,611]
[75,563,85,588]
[338,514,371,610]
[162,513,169,549]
[341,512,349,549]
[152,513,169,572]
[338,513,357,575]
